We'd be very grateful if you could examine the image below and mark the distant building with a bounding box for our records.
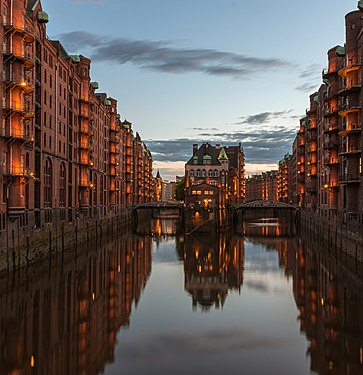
[245,171,278,202]
[155,170,162,201]
[184,143,245,208]
[277,154,292,203]
[161,180,176,202]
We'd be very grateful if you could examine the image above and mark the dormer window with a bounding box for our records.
[203,155,212,165]
[193,155,198,165]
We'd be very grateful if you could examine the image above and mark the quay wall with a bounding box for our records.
[0,206,143,274]
[299,210,363,262]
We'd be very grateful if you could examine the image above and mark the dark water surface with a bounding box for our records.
[1,218,363,375]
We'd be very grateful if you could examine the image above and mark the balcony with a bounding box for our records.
[2,16,35,44]
[338,78,361,96]
[323,139,339,149]
[339,145,361,156]
[324,157,339,166]
[109,132,118,143]
[329,180,339,189]
[339,173,361,184]
[79,158,90,166]
[79,142,91,151]
[79,125,93,135]
[2,47,35,69]
[2,73,35,94]
[324,123,339,134]
[109,146,119,154]
[109,167,118,177]
[338,56,361,78]
[324,106,339,118]
[2,99,34,117]
[339,123,361,136]
[79,96,91,104]
[0,128,34,142]
[4,166,33,177]
[109,157,118,166]
[339,104,361,117]
[306,133,317,142]
[306,147,317,154]
[79,110,90,119]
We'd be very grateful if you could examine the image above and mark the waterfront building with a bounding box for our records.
[245,170,278,202]
[184,143,245,208]
[0,0,153,242]
[154,170,162,201]
[277,154,292,203]
[288,6,363,232]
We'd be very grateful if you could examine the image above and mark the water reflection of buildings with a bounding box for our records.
[240,218,297,238]
[291,240,363,375]
[243,220,363,374]
[135,218,180,238]
[182,234,244,311]
[0,235,152,375]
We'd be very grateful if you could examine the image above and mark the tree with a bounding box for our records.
[175,178,185,202]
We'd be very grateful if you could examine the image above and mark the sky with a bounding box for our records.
[44,0,357,180]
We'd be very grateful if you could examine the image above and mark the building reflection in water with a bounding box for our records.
[0,234,152,375]
[181,233,244,311]
[292,239,363,375]
[0,218,362,375]
[135,218,182,238]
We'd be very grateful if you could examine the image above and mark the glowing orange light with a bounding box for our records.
[30,356,35,367]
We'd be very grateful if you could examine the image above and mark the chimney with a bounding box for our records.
[193,144,198,154]
[215,144,221,152]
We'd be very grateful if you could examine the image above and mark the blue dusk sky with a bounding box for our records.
[44,0,356,180]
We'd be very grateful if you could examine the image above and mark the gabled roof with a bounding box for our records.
[218,147,228,160]
[186,143,221,165]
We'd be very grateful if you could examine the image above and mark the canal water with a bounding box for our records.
[0,218,362,375]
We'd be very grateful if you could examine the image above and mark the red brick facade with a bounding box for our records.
[290,7,363,230]
[0,0,154,234]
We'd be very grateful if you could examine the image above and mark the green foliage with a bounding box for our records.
[175,178,185,202]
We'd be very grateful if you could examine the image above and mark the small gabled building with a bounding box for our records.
[185,143,245,208]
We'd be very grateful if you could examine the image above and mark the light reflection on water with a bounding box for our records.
[0,218,362,375]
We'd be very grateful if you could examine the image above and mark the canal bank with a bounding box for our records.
[299,210,363,262]
[0,207,143,274]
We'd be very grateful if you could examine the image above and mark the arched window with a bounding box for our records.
[59,163,66,207]
[214,170,219,177]
[189,170,194,177]
[208,170,213,177]
[44,158,52,207]
[196,170,201,177]
[202,170,207,177]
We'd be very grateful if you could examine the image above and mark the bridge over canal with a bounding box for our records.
[234,200,299,222]
[133,201,184,220]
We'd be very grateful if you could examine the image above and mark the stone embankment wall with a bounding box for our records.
[299,210,363,262]
[0,208,141,274]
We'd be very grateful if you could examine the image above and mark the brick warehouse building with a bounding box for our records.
[289,5,363,228]
[0,1,153,237]
[185,143,245,208]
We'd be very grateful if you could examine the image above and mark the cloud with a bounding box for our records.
[298,64,321,79]
[236,110,293,125]
[59,31,294,78]
[146,125,295,165]
[295,82,319,93]
[295,63,322,93]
